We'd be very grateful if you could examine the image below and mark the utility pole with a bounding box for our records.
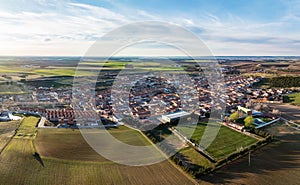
[159,130,162,141]
[248,151,251,166]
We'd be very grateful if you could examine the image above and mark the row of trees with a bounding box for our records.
[269,76,300,87]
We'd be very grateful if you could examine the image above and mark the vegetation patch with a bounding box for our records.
[269,76,300,88]
[176,122,258,160]
[284,92,300,106]
[0,120,19,152]
[14,116,40,139]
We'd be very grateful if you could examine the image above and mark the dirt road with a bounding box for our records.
[270,103,300,121]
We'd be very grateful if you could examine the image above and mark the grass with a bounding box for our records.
[0,83,29,95]
[144,124,215,171]
[0,65,93,78]
[0,120,19,151]
[261,117,273,123]
[179,147,214,169]
[0,61,187,80]
[15,116,40,139]
[0,66,25,74]
[0,119,194,185]
[252,78,270,88]
[33,69,93,77]
[176,122,258,160]
[108,126,151,146]
[284,93,300,106]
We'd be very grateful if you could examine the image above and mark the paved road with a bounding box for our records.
[37,117,46,127]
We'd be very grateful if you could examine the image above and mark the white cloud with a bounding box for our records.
[0,0,300,56]
[0,1,131,56]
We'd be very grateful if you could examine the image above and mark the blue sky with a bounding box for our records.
[0,0,299,56]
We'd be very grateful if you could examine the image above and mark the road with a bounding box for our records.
[268,103,300,130]
[37,117,46,127]
[269,103,300,121]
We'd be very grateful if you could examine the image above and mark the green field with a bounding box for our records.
[0,117,194,185]
[0,120,19,151]
[144,124,214,172]
[179,147,214,169]
[176,122,258,160]
[284,93,300,106]
[14,116,39,139]
[0,82,29,95]
[0,60,186,80]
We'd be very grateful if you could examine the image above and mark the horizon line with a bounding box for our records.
[0,55,300,58]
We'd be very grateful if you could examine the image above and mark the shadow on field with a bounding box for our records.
[283,96,293,103]
[199,132,300,184]
[33,152,44,167]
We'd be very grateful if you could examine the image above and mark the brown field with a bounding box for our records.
[230,60,300,76]
[35,128,112,162]
[0,122,196,185]
[198,122,300,185]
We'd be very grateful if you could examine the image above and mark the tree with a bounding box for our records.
[229,112,239,122]
[244,116,254,127]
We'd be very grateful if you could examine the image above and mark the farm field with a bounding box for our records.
[284,92,300,106]
[0,117,195,185]
[179,147,214,169]
[34,126,152,162]
[0,60,184,79]
[200,122,300,185]
[176,122,258,160]
[0,82,29,95]
[0,120,19,151]
[14,116,39,139]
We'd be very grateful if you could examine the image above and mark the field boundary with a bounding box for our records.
[170,127,216,162]
[280,117,300,130]
[123,124,198,184]
[0,117,24,154]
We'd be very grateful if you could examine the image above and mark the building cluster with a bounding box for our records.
[224,76,260,112]
[45,108,100,126]
[250,88,288,103]
[35,87,72,104]
[0,110,22,121]
[0,65,292,128]
[129,77,181,119]
[94,72,226,122]
[224,75,287,113]
[0,86,72,111]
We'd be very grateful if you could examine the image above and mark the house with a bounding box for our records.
[237,106,252,117]
[0,111,22,121]
[161,111,190,123]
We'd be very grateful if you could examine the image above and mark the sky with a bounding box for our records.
[0,0,300,56]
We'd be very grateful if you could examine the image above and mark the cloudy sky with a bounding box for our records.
[0,0,299,56]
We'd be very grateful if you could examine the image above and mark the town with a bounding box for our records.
[0,61,291,131]
[0,57,300,185]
